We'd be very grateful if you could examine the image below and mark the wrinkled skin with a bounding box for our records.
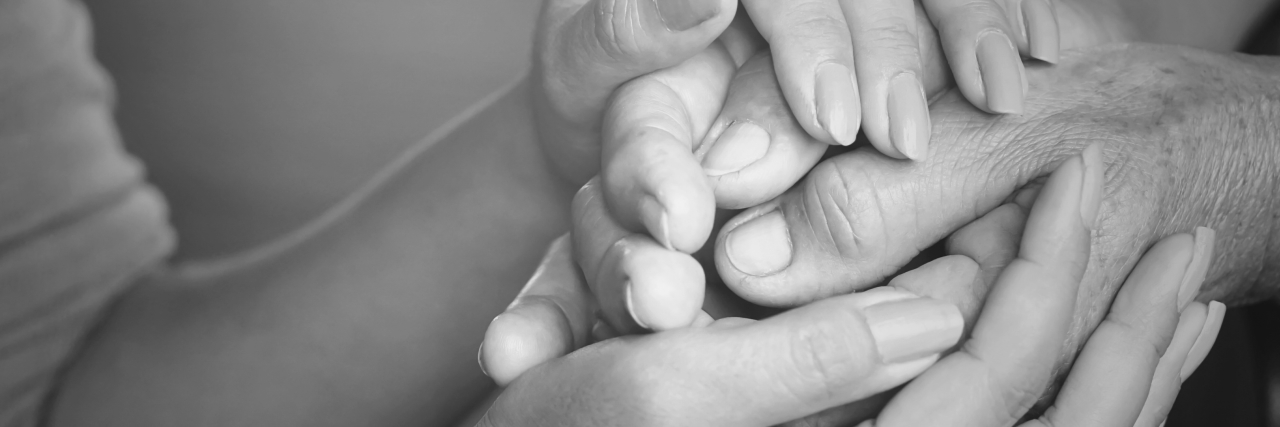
[705,43,1280,410]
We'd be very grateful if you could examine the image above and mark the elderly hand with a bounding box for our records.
[555,0,1146,337]
[707,43,1276,423]
[479,149,1226,426]
[539,41,1276,424]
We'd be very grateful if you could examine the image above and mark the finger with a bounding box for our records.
[839,0,930,160]
[712,121,1104,306]
[1019,0,1061,63]
[919,0,1027,114]
[693,51,829,209]
[572,179,705,333]
[480,235,595,386]
[486,285,961,426]
[600,42,735,252]
[740,0,860,146]
[672,286,964,425]
[874,145,1102,426]
[1021,232,1195,427]
[536,0,737,181]
[1134,300,1226,426]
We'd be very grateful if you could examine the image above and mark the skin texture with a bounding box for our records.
[702,43,1280,415]
[478,150,1226,427]
[32,0,1276,426]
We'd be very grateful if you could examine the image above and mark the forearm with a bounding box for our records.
[49,78,573,427]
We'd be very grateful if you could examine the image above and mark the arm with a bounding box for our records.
[48,78,575,427]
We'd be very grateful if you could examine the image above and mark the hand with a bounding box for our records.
[478,238,970,425]
[703,43,1275,422]
[479,149,1226,426]
[733,0,1052,158]
[562,0,1144,335]
[531,0,736,185]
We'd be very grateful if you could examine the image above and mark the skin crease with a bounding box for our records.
[712,43,1280,412]
[36,0,1278,426]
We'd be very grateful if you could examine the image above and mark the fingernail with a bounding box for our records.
[640,196,673,250]
[1032,155,1085,238]
[1079,143,1104,229]
[977,30,1026,114]
[477,342,490,377]
[1178,227,1215,311]
[654,0,720,32]
[865,296,964,364]
[625,282,652,330]
[888,72,931,161]
[703,121,771,176]
[1181,301,1225,381]
[725,210,792,276]
[815,62,861,146]
[1022,0,1060,63]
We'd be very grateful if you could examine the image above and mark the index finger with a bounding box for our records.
[875,144,1103,426]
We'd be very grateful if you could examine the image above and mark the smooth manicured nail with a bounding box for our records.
[815,62,861,145]
[864,296,964,364]
[1022,0,1060,63]
[1178,227,1215,311]
[703,121,770,176]
[477,342,489,377]
[888,72,930,161]
[1028,155,1084,241]
[1181,301,1225,381]
[1079,144,1104,229]
[977,30,1026,114]
[654,0,720,31]
[625,282,652,330]
[725,210,792,276]
[640,196,672,250]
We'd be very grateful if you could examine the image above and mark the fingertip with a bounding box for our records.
[815,62,862,146]
[624,247,706,330]
[482,304,574,386]
[1180,301,1225,381]
[603,138,715,254]
[976,30,1026,114]
[886,72,931,161]
[1020,0,1060,63]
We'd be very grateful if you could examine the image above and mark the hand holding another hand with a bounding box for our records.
[480,147,1226,426]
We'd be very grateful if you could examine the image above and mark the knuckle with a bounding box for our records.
[857,22,922,62]
[782,317,867,402]
[952,0,1012,25]
[801,161,887,266]
[592,0,653,61]
[779,6,849,42]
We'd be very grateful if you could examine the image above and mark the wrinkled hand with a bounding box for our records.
[703,43,1274,422]
[560,0,1141,337]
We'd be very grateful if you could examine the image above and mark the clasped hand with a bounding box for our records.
[478,0,1240,424]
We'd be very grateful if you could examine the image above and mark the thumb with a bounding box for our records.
[535,0,737,183]
[713,90,1089,306]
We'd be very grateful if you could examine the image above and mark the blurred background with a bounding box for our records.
[85,0,538,260]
